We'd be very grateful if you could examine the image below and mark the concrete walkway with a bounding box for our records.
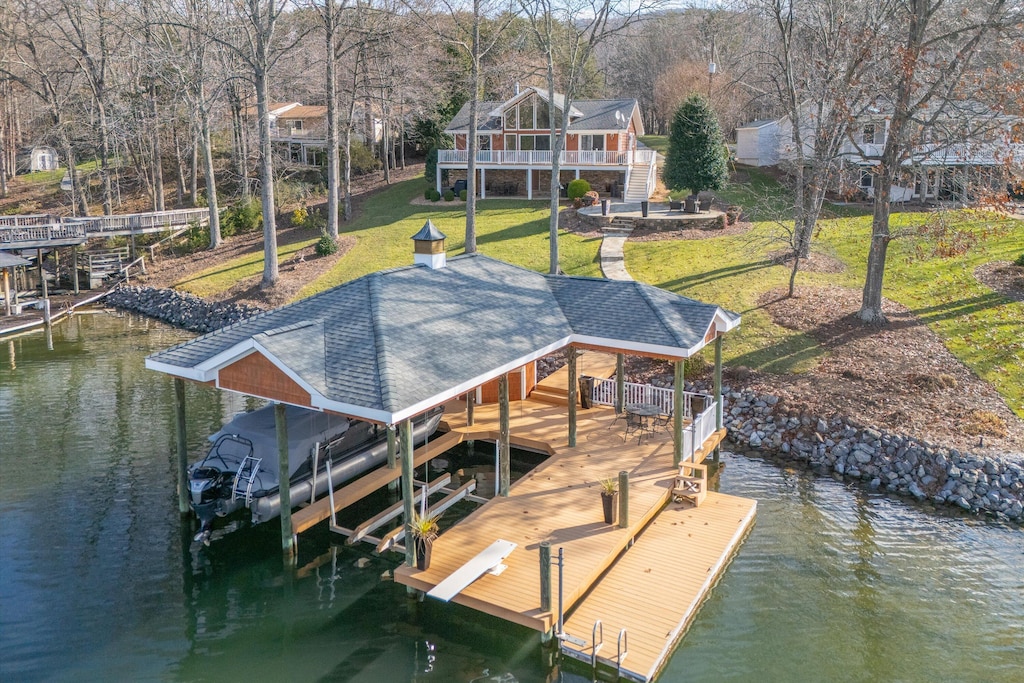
[599,227,633,281]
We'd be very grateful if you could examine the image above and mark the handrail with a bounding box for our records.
[591,620,604,672]
[437,148,655,166]
[0,207,210,248]
[616,628,629,678]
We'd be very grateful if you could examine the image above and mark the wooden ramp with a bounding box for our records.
[559,492,757,682]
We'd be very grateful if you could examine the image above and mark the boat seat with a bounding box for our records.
[672,462,707,507]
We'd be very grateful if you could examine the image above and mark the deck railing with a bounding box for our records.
[437,149,655,166]
[589,378,718,462]
[0,208,210,248]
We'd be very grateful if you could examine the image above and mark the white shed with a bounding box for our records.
[735,119,780,166]
[30,146,59,172]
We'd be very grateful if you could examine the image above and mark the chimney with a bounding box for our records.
[411,220,447,269]
[514,82,520,96]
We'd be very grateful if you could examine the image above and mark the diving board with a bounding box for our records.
[427,539,517,602]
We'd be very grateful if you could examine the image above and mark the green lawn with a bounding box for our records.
[627,202,1024,417]
[175,178,603,301]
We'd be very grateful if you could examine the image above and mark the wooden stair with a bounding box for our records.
[529,351,618,406]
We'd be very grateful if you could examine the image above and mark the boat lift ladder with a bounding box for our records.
[231,455,263,505]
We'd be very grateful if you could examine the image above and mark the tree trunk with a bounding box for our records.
[200,94,221,248]
[150,85,165,212]
[254,67,278,288]
[190,128,199,206]
[97,99,114,215]
[324,2,340,240]
[173,125,187,207]
[858,169,893,323]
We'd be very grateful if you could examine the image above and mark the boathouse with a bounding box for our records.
[146,228,754,681]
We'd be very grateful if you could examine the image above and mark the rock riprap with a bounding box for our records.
[105,285,262,334]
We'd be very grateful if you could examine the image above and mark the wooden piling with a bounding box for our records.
[466,391,475,426]
[618,470,629,528]
[400,418,415,568]
[387,425,398,492]
[714,335,723,464]
[567,347,577,447]
[673,360,684,467]
[72,245,80,294]
[498,374,510,496]
[275,403,295,558]
[37,248,47,299]
[539,541,551,612]
[174,378,189,515]
[2,268,11,316]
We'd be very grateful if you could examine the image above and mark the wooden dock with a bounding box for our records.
[559,492,756,681]
[530,350,618,405]
[394,398,750,681]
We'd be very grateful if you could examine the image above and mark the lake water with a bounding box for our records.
[1,311,1021,682]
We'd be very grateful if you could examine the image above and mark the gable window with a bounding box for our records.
[504,107,517,130]
[581,134,605,151]
[537,100,550,129]
[519,99,535,129]
[862,123,883,145]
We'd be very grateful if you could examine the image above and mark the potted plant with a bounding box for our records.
[600,478,618,525]
[409,510,440,570]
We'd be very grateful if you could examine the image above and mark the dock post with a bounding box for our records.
[498,374,510,496]
[618,471,629,528]
[386,425,398,493]
[714,335,723,464]
[275,403,296,559]
[673,360,684,466]
[567,347,577,447]
[37,248,48,299]
[539,541,553,645]
[2,268,10,316]
[466,391,474,426]
[174,378,189,515]
[72,245,80,294]
[400,418,416,572]
[615,353,624,413]
[42,298,51,326]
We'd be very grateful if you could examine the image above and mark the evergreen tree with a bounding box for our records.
[662,94,729,197]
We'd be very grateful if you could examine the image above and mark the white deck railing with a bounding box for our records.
[589,378,719,462]
[437,149,656,166]
[0,208,211,247]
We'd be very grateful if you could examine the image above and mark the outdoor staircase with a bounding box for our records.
[624,162,653,202]
[528,351,620,406]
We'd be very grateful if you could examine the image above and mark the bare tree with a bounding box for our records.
[521,0,656,274]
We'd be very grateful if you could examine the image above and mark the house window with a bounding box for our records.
[581,135,605,151]
[519,99,535,129]
[861,124,874,145]
[537,100,550,129]
[504,107,517,130]
[859,169,874,188]
[478,135,491,151]
[518,135,550,151]
[520,135,534,151]
[505,135,517,151]
[291,120,303,131]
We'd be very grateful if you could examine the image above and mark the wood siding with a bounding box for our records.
[217,352,312,407]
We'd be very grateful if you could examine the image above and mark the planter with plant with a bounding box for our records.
[600,478,618,525]
[409,510,440,570]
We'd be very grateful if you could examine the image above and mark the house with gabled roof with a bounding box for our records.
[438,86,656,202]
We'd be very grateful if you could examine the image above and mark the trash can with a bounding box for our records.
[578,377,593,409]
[641,200,649,218]
[684,196,697,213]
[601,199,609,216]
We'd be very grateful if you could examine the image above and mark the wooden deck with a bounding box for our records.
[395,399,734,638]
[530,351,619,405]
[560,492,757,682]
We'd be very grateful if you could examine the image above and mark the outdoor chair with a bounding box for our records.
[669,199,682,212]
[652,408,673,432]
[672,462,707,507]
[623,411,649,444]
[607,406,628,430]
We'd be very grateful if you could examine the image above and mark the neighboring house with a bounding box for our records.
[15,146,59,173]
[735,120,780,167]
[438,86,654,201]
[737,102,1021,203]
[259,101,383,166]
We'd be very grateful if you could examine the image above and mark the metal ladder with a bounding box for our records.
[588,620,628,681]
[231,456,262,505]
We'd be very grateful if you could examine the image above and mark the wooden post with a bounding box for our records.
[618,470,629,528]
[2,269,11,316]
[275,403,295,559]
[386,425,398,493]
[71,245,80,294]
[37,248,47,299]
[498,373,510,496]
[673,359,684,467]
[567,347,577,448]
[466,391,474,426]
[539,541,551,613]
[714,335,723,464]
[615,353,625,413]
[174,378,189,515]
[400,418,416,569]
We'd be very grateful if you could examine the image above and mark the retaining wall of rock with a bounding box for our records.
[717,385,1023,523]
[105,285,263,334]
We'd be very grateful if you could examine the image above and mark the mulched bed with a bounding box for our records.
[974,261,1024,303]
[751,285,1024,453]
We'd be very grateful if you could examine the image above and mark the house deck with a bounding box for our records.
[394,398,750,680]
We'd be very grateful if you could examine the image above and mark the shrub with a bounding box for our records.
[567,178,591,200]
[443,189,455,201]
[459,189,467,201]
[291,206,309,226]
[180,222,210,253]
[304,210,326,232]
[429,189,441,202]
[1015,252,1024,267]
[222,197,262,237]
[315,231,338,257]
[350,142,381,176]
[424,187,434,200]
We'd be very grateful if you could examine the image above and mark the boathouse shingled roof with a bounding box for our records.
[146,254,738,423]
